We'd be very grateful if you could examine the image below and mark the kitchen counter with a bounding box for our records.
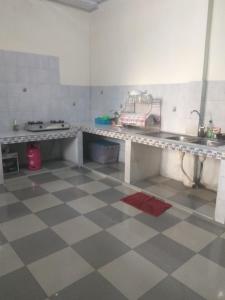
[1,122,225,224]
[80,122,225,224]
[0,122,225,159]
[81,122,225,160]
[0,126,81,185]
[0,126,79,145]
[1,123,224,159]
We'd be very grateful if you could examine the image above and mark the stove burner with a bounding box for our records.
[27,121,43,125]
[25,120,70,132]
[50,120,65,124]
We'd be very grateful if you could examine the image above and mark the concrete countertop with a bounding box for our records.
[81,122,225,160]
[0,122,224,159]
[0,126,79,145]
[80,122,144,137]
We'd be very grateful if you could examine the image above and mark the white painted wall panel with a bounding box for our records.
[91,0,208,85]
[0,0,90,85]
[207,0,225,80]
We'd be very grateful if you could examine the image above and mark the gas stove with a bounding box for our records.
[25,120,71,132]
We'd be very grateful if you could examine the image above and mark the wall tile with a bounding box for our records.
[0,83,7,97]
[0,50,3,65]
[205,100,225,131]
[1,50,17,66]
[0,96,8,111]
[90,82,202,134]
[0,49,90,130]
[205,81,225,131]
[48,69,60,84]
[16,52,29,68]
[207,81,225,102]
[4,66,18,82]
[0,109,10,131]
[39,55,49,69]
[48,56,59,70]
[16,67,29,84]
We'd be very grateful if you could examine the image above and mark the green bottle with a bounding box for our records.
[207,120,213,139]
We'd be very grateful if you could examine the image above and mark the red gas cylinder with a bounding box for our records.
[26,143,42,171]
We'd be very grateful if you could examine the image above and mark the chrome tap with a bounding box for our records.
[191,109,200,119]
[191,110,205,137]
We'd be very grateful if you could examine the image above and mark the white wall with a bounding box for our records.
[200,0,225,192]
[0,0,90,86]
[0,0,222,191]
[90,0,209,138]
[91,0,208,86]
[207,0,225,81]
[205,0,225,131]
[90,0,221,191]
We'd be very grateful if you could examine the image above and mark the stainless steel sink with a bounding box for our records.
[138,131,225,147]
[191,139,225,147]
[166,136,225,147]
[166,136,197,143]
[138,131,175,139]
[138,131,197,142]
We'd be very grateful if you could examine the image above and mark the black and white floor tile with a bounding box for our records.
[0,161,224,299]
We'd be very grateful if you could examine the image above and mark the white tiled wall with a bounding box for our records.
[90,82,202,135]
[0,49,90,131]
[0,49,222,191]
[90,82,220,191]
[205,81,225,131]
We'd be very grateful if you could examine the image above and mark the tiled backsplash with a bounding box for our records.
[0,50,90,131]
[90,81,225,135]
[205,81,225,132]
[90,82,202,135]
[1,49,224,136]
[90,82,223,191]
[0,49,223,190]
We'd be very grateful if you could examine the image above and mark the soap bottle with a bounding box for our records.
[13,119,19,131]
[207,120,213,139]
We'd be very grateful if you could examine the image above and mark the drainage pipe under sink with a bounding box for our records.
[196,155,207,188]
[180,152,207,188]
[179,152,196,188]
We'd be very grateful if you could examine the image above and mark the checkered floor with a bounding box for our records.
[1,161,225,300]
[84,160,217,220]
[133,176,217,219]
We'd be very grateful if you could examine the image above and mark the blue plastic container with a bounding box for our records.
[95,117,112,125]
[89,140,120,164]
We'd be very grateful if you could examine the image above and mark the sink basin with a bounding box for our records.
[167,136,225,147]
[192,139,225,147]
[139,132,198,143]
[166,136,197,143]
[138,131,225,147]
[138,131,175,139]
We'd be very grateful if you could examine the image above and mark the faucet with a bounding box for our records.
[191,110,205,137]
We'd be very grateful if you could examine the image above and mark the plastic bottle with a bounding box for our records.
[207,120,213,139]
[12,120,19,131]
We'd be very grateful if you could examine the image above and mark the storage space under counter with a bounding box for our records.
[129,142,162,183]
[83,132,125,181]
[2,152,19,175]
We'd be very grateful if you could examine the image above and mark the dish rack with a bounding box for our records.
[119,90,161,129]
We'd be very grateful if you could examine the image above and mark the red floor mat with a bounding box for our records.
[121,192,172,217]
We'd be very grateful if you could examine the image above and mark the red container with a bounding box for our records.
[26,143,42,171]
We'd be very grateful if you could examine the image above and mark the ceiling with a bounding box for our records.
[49,0,107,12]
